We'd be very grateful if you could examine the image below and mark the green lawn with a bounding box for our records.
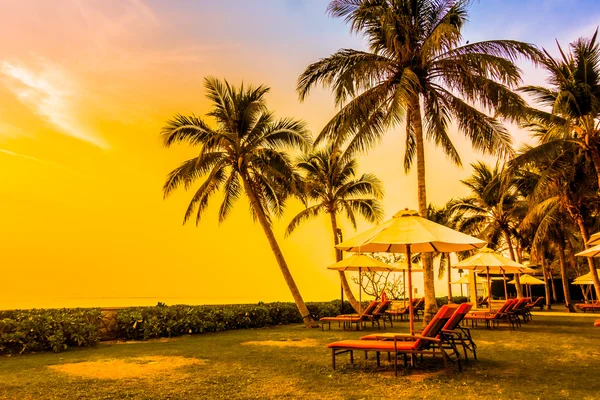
[1,315,599,400]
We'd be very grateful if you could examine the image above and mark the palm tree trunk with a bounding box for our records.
[550,267,558,302]
[329,211,361,312]
[502,228,523,298]
[556,235,575,312]
[542,257,552,310]
[241,174,317,328]
[412,99,437,323]
[570,212,600,300]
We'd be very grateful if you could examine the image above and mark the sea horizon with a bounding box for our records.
[0,296,340,311]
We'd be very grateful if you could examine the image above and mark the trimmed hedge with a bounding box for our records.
[0,301,347,355]
[0,308,101,355]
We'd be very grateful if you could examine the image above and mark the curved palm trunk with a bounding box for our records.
[329,212,361,312]
[412,99,437,323]
[241,175,317,328]
[571,215,600,300]
[556,235,575,312]
[502,228,523,298]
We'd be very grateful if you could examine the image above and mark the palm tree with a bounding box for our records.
[518,29,600,300]
[161,77,318,328]
[452,162,525,297]
[286,143,384,312]
[516,143,600,301]
[297,0,541,320]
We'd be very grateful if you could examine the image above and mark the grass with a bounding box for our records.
[1,314,599,399]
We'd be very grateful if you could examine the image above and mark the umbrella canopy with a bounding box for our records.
[587,232,600,246]
[508,274,544,285]
[453,248,532,273]
[391,261,424,272]
[452,274,486,285]
[336,209,487,253]
[454,248,533,309]
[571,269,600,285]
[326,254,397,272]
[575,244,600,258]
[336,209,485,334]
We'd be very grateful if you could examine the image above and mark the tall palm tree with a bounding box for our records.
[516,143,600,300]
[518,29,600,299]
[297,0,541,320]
[161,77,318,328]
[452,162,525,297]
[286,144,384,312]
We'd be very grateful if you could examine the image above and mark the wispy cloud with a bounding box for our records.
[0,60,109,149]
[0,148,81,175]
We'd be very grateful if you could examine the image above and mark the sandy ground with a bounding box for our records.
[48,356,205,380]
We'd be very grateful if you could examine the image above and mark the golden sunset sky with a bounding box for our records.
[1,0,598,308]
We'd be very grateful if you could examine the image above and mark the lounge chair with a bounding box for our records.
[385,298,422,322]
[327,305,462,375]
[594,320,600,327]
[512,298,533,323]
[527,297,544,311]
[464,299,518,329]
[362,303,477,364]
[319,301,380,331]
[576,301,600,313]
[370,300,394,329]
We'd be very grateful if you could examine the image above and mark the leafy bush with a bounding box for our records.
[0,300,349,354]
[0,308,101,355]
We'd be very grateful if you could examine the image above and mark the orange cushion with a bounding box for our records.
[327,340,417,351]
[594,320,600,327]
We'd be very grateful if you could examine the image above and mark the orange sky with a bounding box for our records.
[1,1,598,308]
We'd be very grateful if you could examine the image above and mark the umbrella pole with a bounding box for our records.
[403,270,406,308]
[487,266,492,311]
[358,267,362,314]
[502,269,508,299]
[407,245,414,335]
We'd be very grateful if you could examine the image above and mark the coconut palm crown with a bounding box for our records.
[286,143,384,311]
[161,77,317,327]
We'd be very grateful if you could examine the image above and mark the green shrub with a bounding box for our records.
[0,300,354,354]
[0,308,101,355]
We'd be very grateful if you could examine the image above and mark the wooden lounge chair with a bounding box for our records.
[319,301,380,331]
[506,297,532,327]
[327,305,462,375]
[527,297,544,311]
[362,303,477,364]
[370,300,394,329]
[576,301,600,313]
[464,299,518,329]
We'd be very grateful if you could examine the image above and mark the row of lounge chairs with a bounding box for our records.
[327,303,477,375]
[320,298,425,331]
[320,300,393,331]
[464,298,534,329]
